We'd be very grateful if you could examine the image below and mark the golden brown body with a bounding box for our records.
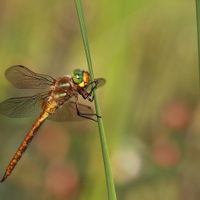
[1,99,58,182]
[0,66,104,182]
[1,75,75,182]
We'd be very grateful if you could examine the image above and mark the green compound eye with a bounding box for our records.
[72,69,83,84]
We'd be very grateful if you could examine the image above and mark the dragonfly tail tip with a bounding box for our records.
[1,174,7,182]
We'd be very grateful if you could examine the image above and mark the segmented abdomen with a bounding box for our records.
[1,111,49,182]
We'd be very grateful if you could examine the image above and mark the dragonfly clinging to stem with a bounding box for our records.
[0,65,105,182]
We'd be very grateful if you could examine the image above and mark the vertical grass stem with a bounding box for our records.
[74,0,117,199]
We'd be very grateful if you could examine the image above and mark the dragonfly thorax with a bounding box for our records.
[53,76,71,89]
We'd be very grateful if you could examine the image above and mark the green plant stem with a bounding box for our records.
[74,0,117,199]
[196,0,200,90]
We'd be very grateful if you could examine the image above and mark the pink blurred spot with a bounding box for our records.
[162,101,191,131]
[151,142,181,168]
[36,126,70,162]
[45,163,79,199]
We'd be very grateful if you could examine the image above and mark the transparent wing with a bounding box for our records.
[0,92,49,118]
[5,65,55,89]
[48,100,94,122]
[85,78,106,92]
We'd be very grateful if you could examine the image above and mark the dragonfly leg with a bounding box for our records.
[75,94,100,122]
[87,80,99,96]
[81,92,94,102]
[79,80,100,102]
[83,80,98,94]
[80,80,99,97]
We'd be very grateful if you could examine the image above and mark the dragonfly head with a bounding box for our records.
[72,69,90,88]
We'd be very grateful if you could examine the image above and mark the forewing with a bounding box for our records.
[0,92,49,118]
[48,100,94,122]
[5,65,55,89]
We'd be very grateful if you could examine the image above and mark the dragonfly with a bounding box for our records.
[0,65,105,182]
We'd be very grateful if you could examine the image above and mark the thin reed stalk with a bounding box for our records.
[74,0,117,199]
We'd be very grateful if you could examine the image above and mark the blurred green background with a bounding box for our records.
[0,0,199,199]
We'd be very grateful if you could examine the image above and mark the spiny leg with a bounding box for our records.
[74,94,100,122]
[80,80,99,101]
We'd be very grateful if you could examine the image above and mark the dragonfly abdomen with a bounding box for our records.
[1,108,52,182]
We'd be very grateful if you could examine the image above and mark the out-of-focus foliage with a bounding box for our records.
[0,0,198,200]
